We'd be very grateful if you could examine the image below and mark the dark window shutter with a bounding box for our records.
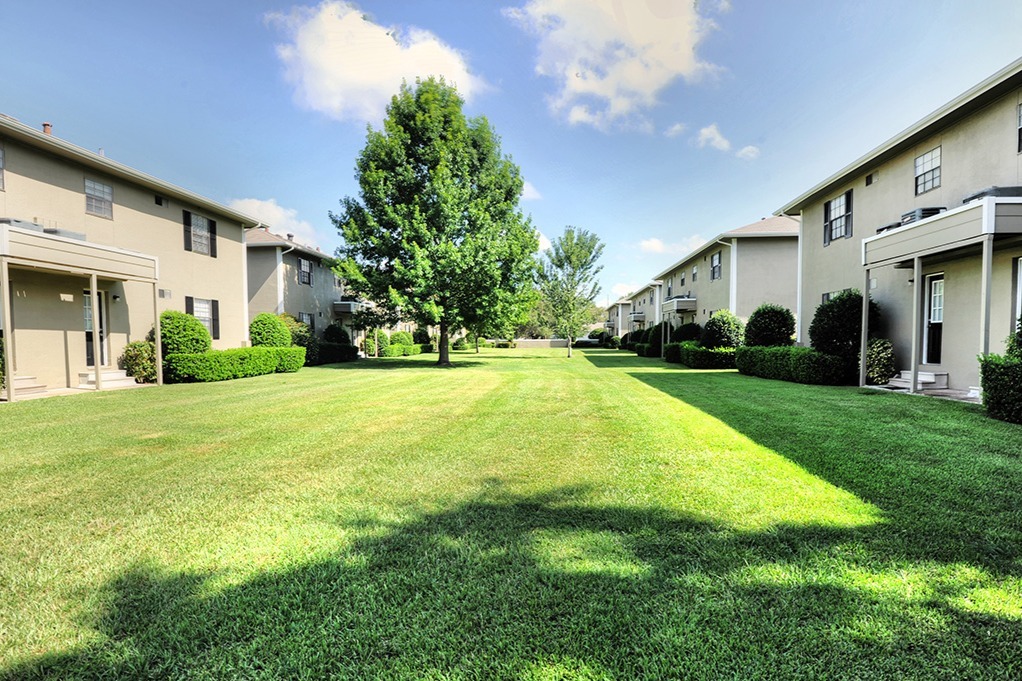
[845,190,853,238]
[211,300,220,340]
[823,200,831,246]
[183,210,193,252]
[185,296,194,315]
[309,263,313,287]
[209,220,217,258]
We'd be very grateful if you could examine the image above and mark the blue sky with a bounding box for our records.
[3,0,1021,305]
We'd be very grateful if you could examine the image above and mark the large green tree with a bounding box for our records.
[332,78,538,366]
[539,227,605,358]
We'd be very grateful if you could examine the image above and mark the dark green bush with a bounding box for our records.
[495,340,517,349]
[672,323,702,343]
[700,311,744,349]
[390,331,414,346]
[980,354,1022,424]
[744,304,795,347]
[121,340,157,383]
[402,343,422,356]
[452,337,468,351]
[866,337,897,385]
[736,346,796,381]
[608,335,621,349]
[250,312,292,347]
[319,342,359,363]
[323,322,351,345]
[273,347,306,373]
[588,329,602,339]
[159,310,211,356]
[808,290,880,360]
[381,344,405,357]
[788,347,847,385]
[677,341,736,369]
[619,332,631,348]
[664,342,682,363]
[635,343,649,356]
[646,321,670,357]
[164,346,303,383]
[279,314,318,365]
[413,327,431,344]
[1005,317,1022,359]
[418,342,436,353]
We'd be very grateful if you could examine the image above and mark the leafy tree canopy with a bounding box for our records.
[538,227,605,357]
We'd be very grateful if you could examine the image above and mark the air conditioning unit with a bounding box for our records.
[900,207,946,225]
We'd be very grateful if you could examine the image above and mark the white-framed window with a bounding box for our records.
[824,190,852,244]
[85,179,113,218]
[692,265,698,282]
[679,270,685,287]
[298,257,313,285]
[299,312,314,332]
[0,144,5,191]
[193,298,213,333]
[914,146,941,195]
[183,210,217,257]
[710,251,722,280]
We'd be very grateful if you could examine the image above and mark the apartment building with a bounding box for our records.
[653,216,799,329]
[0,116,259,399]
[779,57,1022,392]
[603,297,632,338]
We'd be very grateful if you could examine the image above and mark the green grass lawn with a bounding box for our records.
[2,348,1021,679]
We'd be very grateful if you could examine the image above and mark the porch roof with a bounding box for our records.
[1,222,158,282]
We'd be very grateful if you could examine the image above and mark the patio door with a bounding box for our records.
[84,290,108,366]
[924,274,943,364]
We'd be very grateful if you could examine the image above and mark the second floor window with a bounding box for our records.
[299,258,313,285]
[710,251,722,280]
[183,210,217,257]
[824,190,852,244]
[85,179,113,218]
[914,146,941,195]
[1017,104,1021,153]
[692,265,698,282]
[0,145,5,191]
[299,312,315,331]
[679,271,685,287]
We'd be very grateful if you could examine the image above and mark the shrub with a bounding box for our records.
[664,342,682,363]
[808,290,880,360]
[620,332,631,348]
[1,337,6,389]
[413,327,431,344]
[744,304,795,347]
[323,322,351,345]
[608,335,621,349]
[495,340,517,349]
[588,329,602,339]
[250,313,292,347]
[121,340,157,383]
[390,331,414,346]
[980,354,1022,424]
[700,310,744,350]
[402,343,422,356]
[646,321,670,357]
[866,337,897,385]
[452,337,468,350]
[788,347,847,385]
[370,329,390,349]
[163,346,303,383]
[418,342,436,353]
[677,341,736,369]
[362,336,377,357]
[671,323,702,343]
[318,342,359,363]
[635,343,649,356]
[381,344,405,357]
[159,310,211,356]
[279,314,318,365]
[1005,317,1022,359]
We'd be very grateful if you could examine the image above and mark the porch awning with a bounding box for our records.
[662,296,697,314]
[1,222,158,282]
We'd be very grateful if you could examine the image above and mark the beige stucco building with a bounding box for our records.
[780,57,1022,392]
[1,116,260,400]
[604,297,632,337]
[653,216,800,328]
[626,283,661,334]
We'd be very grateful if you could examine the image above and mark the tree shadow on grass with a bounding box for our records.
[626,368,1022,580]
[314,358,487,370]
[8,486,1020,680]
[577,348,669,369]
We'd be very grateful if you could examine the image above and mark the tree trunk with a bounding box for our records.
[374,328,380,358]
[475,337,480,354]
[567,336,573,358]
[438,321,452,366]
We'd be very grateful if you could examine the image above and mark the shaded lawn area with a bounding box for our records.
[1,347,1020,679]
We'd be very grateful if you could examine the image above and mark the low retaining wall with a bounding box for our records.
[513,338,569,348]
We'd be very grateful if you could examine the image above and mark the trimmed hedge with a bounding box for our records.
[495,341,516,349]
[664,342,682,363]
[635,343,649,356]
[250,313,292,347]
[390,331,414,346]
[381,344,405,357]
[121,340,157,383]
[319,342,359,363]
[164,346,304,383]
[980,354,1022,424]
[419,342,436,353]
[744,304,795,347]
[677,341,736,369]
[672,323,702,343]
[401,343,422,356]
[735,346,796,381]
[736,345,847,385]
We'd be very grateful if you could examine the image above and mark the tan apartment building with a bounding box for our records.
[653,216,800,328]
[246,227,352,336]
[0,116,259,399]
[626,283,661,334]
[604,297,632,337]
[779,57,1022,392]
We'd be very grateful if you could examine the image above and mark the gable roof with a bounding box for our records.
[652,215,799,280]
[777,56,1022,215]
[0,114,262,227]
[246,226,331,261]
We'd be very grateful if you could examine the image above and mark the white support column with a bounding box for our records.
[910,258,922,394]
[1,257,14,402]
[90,274,102,391]
[275,247,285,314]
[729,238,738,314]
[153,282,163,386]
[979,234,994,357]
[859,267,870,387]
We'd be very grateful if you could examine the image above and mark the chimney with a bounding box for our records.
[42,122,52,135]
[286,233,295,241]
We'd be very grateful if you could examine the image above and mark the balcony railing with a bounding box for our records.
[662,296,697,314]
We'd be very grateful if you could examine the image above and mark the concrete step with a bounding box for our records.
[12,375,47,395]
[887,370,949,391]
[78,369,138,389]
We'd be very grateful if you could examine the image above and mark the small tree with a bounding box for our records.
[250,313,292,347]
[700,310,744,349]
[808,290,880,360]
[744,304,795,347]
[539,227,605,358]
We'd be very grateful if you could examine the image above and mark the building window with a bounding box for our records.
[710,251,722,280]
[185,296,219,340]
[85,179,113,218]
[824,190,852,244]
[0,144,5,191]
[183,210,217,257]
[914,146,941,195]
[1017,105,1022,154]
[679,271,685,287]
[334,275,343,289]
[298,257,313,285]
[299,312,314,332]
[692,265,698,282]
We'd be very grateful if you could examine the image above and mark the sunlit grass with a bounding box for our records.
[1,347,1020,679]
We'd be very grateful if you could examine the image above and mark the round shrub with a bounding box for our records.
[452,337,468,350]
[390,331,413,346]
[700,310,745,349]
[369,329,390,349]
[323,322,351,345]
[279,314,318,365]
[413,327,431,344]
[672,323,702,343]
[609,335,621,349]
[808,290,880,361]
[620,332,631,347]
[250,313,292,347]
[121,340,157,383]
[866,337,897,385]
[744,304,795,347]
[160,310,211,355]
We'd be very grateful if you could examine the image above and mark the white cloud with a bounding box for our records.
[267,2,485,123]
[664,122,686,138]
[736,145,760,160]
[522,180,542,200]
[504,0,717,130]
[611,282,638,298]
[537,231,552,251]
[230,198,322,249]
[640,234,707,256]
[697,123,731,151]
